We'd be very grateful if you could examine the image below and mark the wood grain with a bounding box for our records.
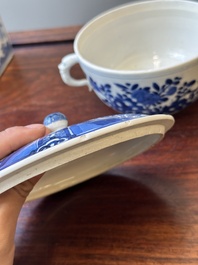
[0,27,198,265]
[9,25,82,45]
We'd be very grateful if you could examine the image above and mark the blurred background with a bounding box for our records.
[0,0,132,32]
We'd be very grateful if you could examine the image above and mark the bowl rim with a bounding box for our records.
[74,0,198,78]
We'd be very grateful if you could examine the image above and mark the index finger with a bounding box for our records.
[0,124,49,160]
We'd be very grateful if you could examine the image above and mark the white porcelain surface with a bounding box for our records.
[76,1,198,72]
[0,114,174,201]
[58,0,198,115]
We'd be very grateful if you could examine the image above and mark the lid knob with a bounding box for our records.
[43,112,68,132]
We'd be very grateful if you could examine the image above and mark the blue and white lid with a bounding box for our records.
[0,112,174,201]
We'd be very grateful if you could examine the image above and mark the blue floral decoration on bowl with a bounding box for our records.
[89,76,198,114]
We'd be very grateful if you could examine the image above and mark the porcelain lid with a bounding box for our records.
[0,112,174,201]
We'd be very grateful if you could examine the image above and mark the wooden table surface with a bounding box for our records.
[1,26,198,265]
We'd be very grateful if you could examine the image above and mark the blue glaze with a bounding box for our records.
[43,112,67,126]
[0,113,145,171]
[0,19,13,74]
[89,77,198,114]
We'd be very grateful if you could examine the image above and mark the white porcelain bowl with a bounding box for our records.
[59,0,198,114]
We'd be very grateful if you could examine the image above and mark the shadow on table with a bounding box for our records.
[14,171,185,265]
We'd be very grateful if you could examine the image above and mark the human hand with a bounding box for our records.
[0,124,50,265]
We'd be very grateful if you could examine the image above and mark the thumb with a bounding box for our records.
[0,177,41,265]
[0,124,50,264]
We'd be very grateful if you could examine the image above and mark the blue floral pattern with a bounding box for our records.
[0,113,145,171]
[0,18,13,76]
[89,77,198,114]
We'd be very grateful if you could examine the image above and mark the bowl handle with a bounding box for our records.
[58,54,89,87]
